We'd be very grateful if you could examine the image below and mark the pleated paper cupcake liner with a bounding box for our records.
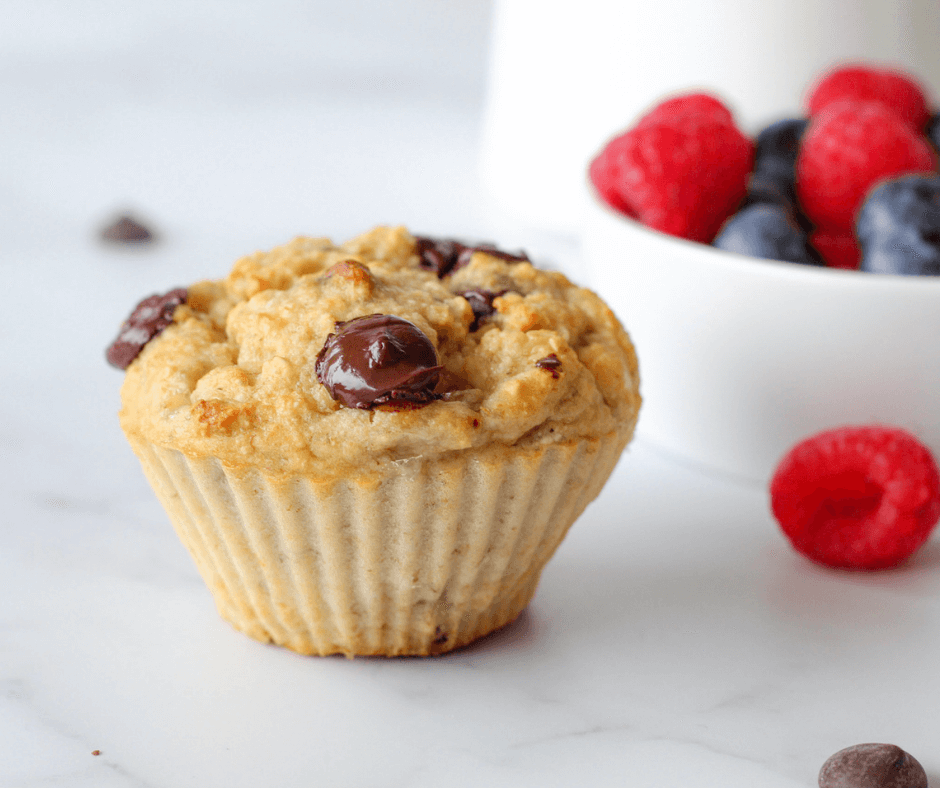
[129,433,628,656]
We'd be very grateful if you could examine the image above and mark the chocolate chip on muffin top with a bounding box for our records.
[415,235,529,277]
[106,288,187,369]
[315,314,442,409]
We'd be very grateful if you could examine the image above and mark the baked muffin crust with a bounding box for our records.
[119,226,640,479]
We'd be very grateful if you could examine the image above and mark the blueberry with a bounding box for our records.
[926,112,940,154]
[714,203,822,265]
[744,118,810,216]
[857,175,940,276]
[746,157,799,209]
[755,117,808,163]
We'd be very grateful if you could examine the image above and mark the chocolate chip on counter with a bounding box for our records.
[99,214,156,243]
[106,288,187,370]
[315,314,442,409]
[415,236,529,277]
[819,743,927,788]
[457,288,506,331]
[535,353,562,379]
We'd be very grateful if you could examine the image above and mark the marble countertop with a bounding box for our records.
[3,2,940,786]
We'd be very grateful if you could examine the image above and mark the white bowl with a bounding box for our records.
[583,190,940,483]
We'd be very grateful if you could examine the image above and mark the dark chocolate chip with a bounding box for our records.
[458,288,506,331]
[819,743,927,788]
[100,214,155,243]
[535,353,562,379]
[315,314,442,409]
[415,236,530,277]
[415,237,467,277]
[106,288,187,369]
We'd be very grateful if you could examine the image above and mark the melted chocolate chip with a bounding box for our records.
[535,353,562,379]
[415,236,529,277]
[458,288,506,331]
[819,744,927,788]
[315,314,442,409]
[100,214,155,243]
[106,288,187,369]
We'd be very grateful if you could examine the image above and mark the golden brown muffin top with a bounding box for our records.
[118,226,640,478]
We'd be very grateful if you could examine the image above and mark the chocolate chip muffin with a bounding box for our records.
[110,226,640,656]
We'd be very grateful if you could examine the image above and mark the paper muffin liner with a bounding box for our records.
[129,433,627,656]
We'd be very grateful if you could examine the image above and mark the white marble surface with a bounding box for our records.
[3,3,940,786]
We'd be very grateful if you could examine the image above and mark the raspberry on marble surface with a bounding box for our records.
[770,425,940,570]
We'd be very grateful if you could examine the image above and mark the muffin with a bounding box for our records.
[109,226,640,656]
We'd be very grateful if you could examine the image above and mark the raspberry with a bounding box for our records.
[808,229,861,270]
[589,93,754,243]
[770,426,940,570]
[796,100,936,232]
[588,140,636,217]
[807,63,932,131]
[636,92,735,129]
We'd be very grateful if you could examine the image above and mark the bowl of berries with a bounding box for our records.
[584,63,940,482]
